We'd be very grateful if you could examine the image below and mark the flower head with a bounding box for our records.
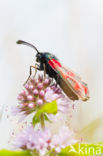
[51,126,77,151]
[14,125,78,154]
[14,126,51,152]
[14,75,73,116]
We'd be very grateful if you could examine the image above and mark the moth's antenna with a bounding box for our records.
[16,40,40,54]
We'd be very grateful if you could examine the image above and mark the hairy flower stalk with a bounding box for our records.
[40,113,45,129]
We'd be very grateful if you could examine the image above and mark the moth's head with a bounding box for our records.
[36,52,43,63]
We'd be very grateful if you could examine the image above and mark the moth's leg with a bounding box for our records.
[56,74,60,86]
[51,78,54,83]
[24,65,40,86]
[33,63,40,78]
[43,63,46,79]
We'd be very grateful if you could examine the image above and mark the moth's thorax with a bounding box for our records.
[43,52,58,61]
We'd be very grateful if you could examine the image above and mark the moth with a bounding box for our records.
[17,40,89,101]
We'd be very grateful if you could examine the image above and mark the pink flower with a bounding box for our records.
[14,126,78,154]
[44,85,73,113]
[57,96,73,113]
[13,75,73,116]
[14,126,51,152]
[51,126,78,152]
[44,88,59,102]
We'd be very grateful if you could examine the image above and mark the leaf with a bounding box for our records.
[41,100,57,114]
[0,150,32,156]
[32,100,57,126]
[44,113,51,122]
[32,112,41,126]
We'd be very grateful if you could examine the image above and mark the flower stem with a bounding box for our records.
[40,113,45,129]
[31,149,39,156]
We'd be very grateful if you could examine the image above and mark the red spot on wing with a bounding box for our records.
[82,85,88,94]
[48,60,88,95]
[74,83,80,90]
[66,71,75,78]
[48,59,62,70]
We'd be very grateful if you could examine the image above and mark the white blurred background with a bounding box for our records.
[0,0,103,149]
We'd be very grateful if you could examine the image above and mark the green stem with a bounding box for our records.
[40,113,45,129]
[31,149,39,156]
[49,149,57,156]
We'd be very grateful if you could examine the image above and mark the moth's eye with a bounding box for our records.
[36,54,42,62]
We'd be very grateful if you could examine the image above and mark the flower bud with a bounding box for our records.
[22,103,28,107]
[29,85,34,90]
[38,75,43,82]
[20,90,26,95]
[37,83,43,89]
[37,99,43,105]
[39,90,45,97]
[27,95,34,101]
[35,79,39,84]
[25,84,29,89]
[33,89,39,95]
[17,95,22,100]
[28,103,35,108]
[45,87,51,92]
[44,78,50,85]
